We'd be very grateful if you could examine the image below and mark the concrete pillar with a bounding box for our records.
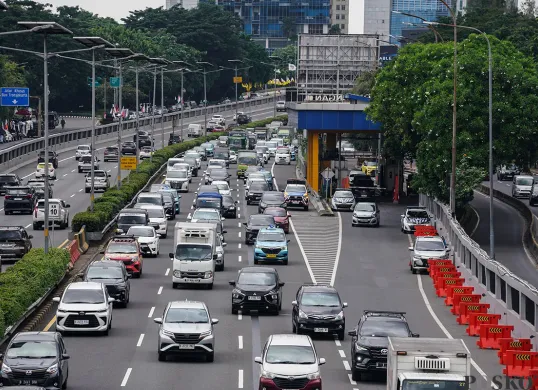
[307,130,320,192]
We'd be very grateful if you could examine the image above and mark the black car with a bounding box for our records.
[0,226,33,262]
[0,331,69,388]
[258,191,287,213]
[229,266,284,314]
[243,214,276,245]
[168,133,181,145]
[4,186,37,215]
[37,150,59,169]
[237,114,249,125]
[246,182,270,205]
[27,179,53,199]
[82,260,131,307]
[161,192,177,220]
[121,141,137,155]
[214,150,230,167]
[222,194,238,218]
[104,146,119,162]
[183,157,199,177]
[138,134,152,148]
[292,284,347,340]
[348,311,419,381]
[0,174,21,195]
[133,130,149,142]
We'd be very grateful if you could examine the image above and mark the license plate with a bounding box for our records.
[74,320,89,325]
[248,296,262,300]
[291,200,300,204]
[19,380,38,385]
[376,362,387,368]
[314,328,328,332]
[183,279,201,283]
[178,344,196,350]
[14,197,22,200]
[266,254,277,258]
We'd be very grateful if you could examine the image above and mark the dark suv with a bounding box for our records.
[4,186,37,215]
[37,150,59,169]
[237,114,249,125]
[229,266,284,314]
[81,260,131,307]
[347,311,419,381]
[27,179,53,199]
[168,133,181,145]
[246,182,269,205]
[0,226,33,262]
[138,134,152,148]
[0,331,69,388]
[292,284,347,340]
[243,214,275,245]
[0,174,21,195]
[121,141,137,155]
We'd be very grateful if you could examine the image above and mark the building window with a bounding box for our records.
[341,24,345,29]
[336,4,340,10]
[336,14,340,19]
[341,5,345,10]
[341,14,345,19]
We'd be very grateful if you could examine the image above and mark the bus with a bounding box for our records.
[237,150,258,178]
[277,127,292,145]
[228,135,247,151]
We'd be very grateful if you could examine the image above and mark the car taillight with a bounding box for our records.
[34,207,38,218]
[4,195,11,200]
[26,194,32,199]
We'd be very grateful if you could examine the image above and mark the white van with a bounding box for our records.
[170,222,217,289]
[188,124,202,137]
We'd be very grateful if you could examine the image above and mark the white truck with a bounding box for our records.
[169,222,217,289]
[188,123,202,137]
[387,337,471,390]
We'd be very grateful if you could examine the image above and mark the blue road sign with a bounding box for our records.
[1,87,29,107]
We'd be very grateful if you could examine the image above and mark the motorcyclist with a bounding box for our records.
[60,117,66,129]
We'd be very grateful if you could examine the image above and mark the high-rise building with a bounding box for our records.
[348,0,391,38]
[166,0,199,10]
[214,0,330,53]
[330,0,349,34]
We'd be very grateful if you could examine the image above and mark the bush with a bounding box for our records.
[0,248,70,336]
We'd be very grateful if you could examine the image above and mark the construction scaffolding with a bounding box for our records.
[297,34,380,99]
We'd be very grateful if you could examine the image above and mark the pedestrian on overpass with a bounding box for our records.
[60,117,66,130]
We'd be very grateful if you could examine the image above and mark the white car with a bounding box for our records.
[212,180,232,196]
[164,169,190,192]
[215,234,226,271]
[32,198,70,230]
[140,146,154,160]
[53,281,114,335]
[255,334,325,390]
[245,177,266,198]
[78,155,99,173]
[35,162,56,180]
[409,235,450,274]
[265,141,278,157]
[276,101,286,112]
[229,151,237,164]
[211,114,225,126]
[275,147,291,165]
[185,152,202,169]
[233,111,244,121]
[208,159,226,170]
[85,170,110,193]
[187,208,224,224]
[127,225,160,257]
[134,204,168,238]
[75,145,91,160]
[401,206,432,233]
[172,163,192,182]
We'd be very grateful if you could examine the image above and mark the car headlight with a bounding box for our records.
[204,271,213,279]
[232,289,244,299]
[46,363,59,375]
[132,256,139,262]
[307,371,320,380]
[298,309,308,319]
[355,343,369,352]
[173,270,181,278]
[249,192,254,196]
[261,369,276,379]
[413,257,422,264]
[200,329,212,338]
[1,363,11,374]
[335,310,344,320]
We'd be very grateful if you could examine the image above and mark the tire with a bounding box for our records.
[33,223,39,230]
[411,267,417,274]
[173,282,179,289]
[283,259,288,265]
[292,321,297,333]
[78,169,81,173]
[207,283,213,290]
[304,206,308,211]
[162,233,167,239]
[338,330,345,341]
[351,369,362,382]
[254,258,259,265]
[62,375,68,389]
[232,307,238,315]
[206,352,214,362]
[158,352,166,362]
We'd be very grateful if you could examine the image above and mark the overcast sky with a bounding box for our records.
[47,0,163,21]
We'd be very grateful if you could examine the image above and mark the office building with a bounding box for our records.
[215,0,330,53]
[348,0,391,38]
[330,0,349,34]
[166,0,199,10]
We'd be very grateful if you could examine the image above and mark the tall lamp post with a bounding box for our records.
[129,54,150,171]
[196,61,214,136]
[147,58,170,162]
[261,60,280,118]
[160,59,172,150]
[173,61,194,141]
[228,59,243,121]
[73,37,115,212]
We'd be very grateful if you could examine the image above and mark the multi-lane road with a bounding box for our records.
[26,155,508,390]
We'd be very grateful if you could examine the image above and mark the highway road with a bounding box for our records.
[26,157,507,390]
[0,103,275,267]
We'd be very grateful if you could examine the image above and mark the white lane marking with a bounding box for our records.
[492,382,500,389]
[165,268,170,276]
[238,243,241,249]
[238,369,244,389]
[24,223,31,228]
[114,165,118,168]
[238,222,241,228]
[238,231,241,238]
[238,255,242,262]
[71,169,76,173]
[338,349,346,358]
[63,173,68,177]
[334,339,341,347]
[157,286,163,295]
[191,205,194,210]
[148,307,155,318]
[70,194,75,198]
[136,334,145,347]
[78,189,82,192]
[238,335,243,349]
[238,213,240,218]
[416,274,488,381]
[330,211,343,287]
[21,172,35,179]
[120,368,132,387]
[107,170,111,173]
[343,360,351,371]
[238,312,242,320]
[0,208,3,211]
[348,375,357,386]
[237,206,240,211]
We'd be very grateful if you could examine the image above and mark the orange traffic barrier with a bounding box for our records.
[435,277,464,298]
[445,286,475,307]
[529,369,538,389]
[66,240,81,265]
[456,302,490,324]
[342,177,349,188]
[502,350,538,377]
[450,294,482,315]
[466,313,501,336]
[433,272,461,287]
[414,226,437,237]
[429,263,455,278]
[498,339,533,365]
[478,324,514,349]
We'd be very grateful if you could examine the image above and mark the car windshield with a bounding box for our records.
[80,156,92,163]
[166,308,209,324]
[257,231,286,242]
[237,272,276,285]
[256,147,269,153]
[93,171,107,177]
[0,175,17,183]
[301,292,340,307]
[106,242,138,254]
[250,183,268,192]
[62,289,105,304]
[360,320,410,337]
[6,341,58,359]
[355,203,375,212]
[266,142,277,148]
[415,240,446,251]
[517,177,533,186]
[277,148,290,154]
[137,196,161,205]
[175,244,213,261]
[407,210,428,218]
[364,161,376,166]
[265,345,316,364]
[78,146,90,151]
[334,191,353,198]
[0,230,22,241]
[87,266,123,280]
[118,214,146,225]
[222,195,234,206]
[250,216,274,226]
[139,208,165,219]
[29,182,45,188]
[106,147,117,152]
[193,210,219,220]
[6,188,30,195]
[127,226,154,237]
[263,193,284,202]
[211,170,228,178]
[168,170,188,179]
[264,208,287,217]
[286,185,306,193]
[215,183,229,190]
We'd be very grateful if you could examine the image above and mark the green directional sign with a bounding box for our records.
[87,76,101,87]
[109,77,121,88]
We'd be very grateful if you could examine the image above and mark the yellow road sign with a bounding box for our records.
[120,156,137,170]
[233,76,243,84]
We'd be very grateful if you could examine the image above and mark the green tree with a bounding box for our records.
[282,16,297,40]
[329,24,341,35]
[0,56,26,120]
[272,44,297,79]
[367,35,538,209]
[351,70,377,95]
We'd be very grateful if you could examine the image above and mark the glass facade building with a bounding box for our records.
[214,0,330,52]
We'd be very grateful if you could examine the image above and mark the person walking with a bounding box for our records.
[60,117,66,130]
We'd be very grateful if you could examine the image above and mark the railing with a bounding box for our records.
[420,194,538,336]
[0,96,274,171]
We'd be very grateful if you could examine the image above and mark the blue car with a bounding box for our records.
[151,184,181,214]
[254,226,289,265]
[290,149,296,161]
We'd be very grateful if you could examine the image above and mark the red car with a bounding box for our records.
[263,207,290,233]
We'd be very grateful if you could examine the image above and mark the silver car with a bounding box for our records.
[351,202,380,227]
[408,235,450,274]
[154,301,219,362]
[215,234,227,271]
[512,175,533,198]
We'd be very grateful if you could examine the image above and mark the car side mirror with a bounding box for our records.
[28,235,34,239]
[408,246,414,251]
[77,272,84,278]
[401,214,404,218]
[279,282,285,287]
[287,239,290,243]
[342,302,348,308]
[108,297,116,303]
[222,230,228,234]
[211,318,219,325]
[213,254,218,260]
[254,357,262,364]
[221,218,225,221]
[348,329,357,337]
[153,318,163,324]
[319,358,326,365]
[62,354,70,360]
[229,280,236,286]
[100,250,105,254]
[291,300,297,306]
[52,297,61,303]
[126,274,132,279]
[65,204,71,208]
[412,333,420,338]
[222,242,227,247]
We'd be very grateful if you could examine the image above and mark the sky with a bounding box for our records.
[46,0,163,21]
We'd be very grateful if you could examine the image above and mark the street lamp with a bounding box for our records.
[228,59,242,121]
[129,53,150,170]
[173,61,194,141]
[105,47,135,189]
[73,37,114,212]
[147,58,170,162]
[261,57,281,118]
[196,61,214,136]
[159,59,172,151]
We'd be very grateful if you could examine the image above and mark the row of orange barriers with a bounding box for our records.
[63,225,89,266]
[417,226,538,384]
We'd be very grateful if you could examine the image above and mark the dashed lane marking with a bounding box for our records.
[238,222,241,228]
[71,169,76,173]
[63,173,68,177]
[78,189,82,192]
[238,232,241,238]
[120,368,132,387]
[238,243,241,249]
[136,334,145,347]
[238,312,242,320]
[148,307,155,318]
[348,375,357,386]
[238,255,242,262]
[70,194,75,198]
[165,268,170,276]
[157,286,163,295]
[238,369,244,389]
[238,335,243,349]
[338,350,346,358]
[238,213,240,218]
[24,223,31,228]
[343,360,351,371]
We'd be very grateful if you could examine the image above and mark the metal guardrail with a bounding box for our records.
[420,193,538,333]
[0,96,274,171]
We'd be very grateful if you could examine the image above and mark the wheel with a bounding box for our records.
[207,283,213,290]
[33,223,39,230]
[103,328,109,336]
[161,233,167,239]
[232,307,238,315]
[292,321,297,333]
[78,169,81,173]
[283,259,288,265]
[411,267,417,274]
[246,201,250,205]
[173,282,179,289]
[254,258,259,264]
[338,330,345,341]
[158,352,166,362]
[304,206,308,211]
[245,239,248,245]
[4,211,9,215]
[206,352,214,362]
[351,369,362,382]
[62,375,68,389]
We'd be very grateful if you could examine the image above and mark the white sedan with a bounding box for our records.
[211,114,225,126]
[140,147,154,160]
[213,180,232,196]
[233,111,245,121]
[127,226,160,257]
[35,162,56,180]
